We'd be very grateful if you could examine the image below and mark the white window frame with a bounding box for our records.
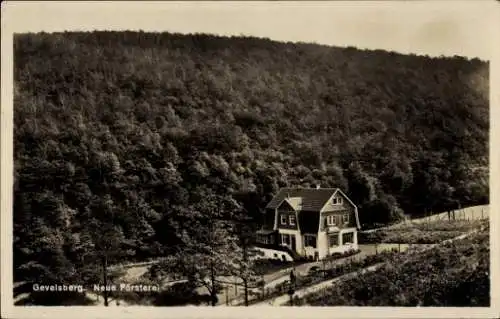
[326,215,337,226]
[289,215,296,226]
[332,197,343,205]
[280,215,287,225]
[342,213,349,224]
[281,234,291,246]
[342,232,354,244]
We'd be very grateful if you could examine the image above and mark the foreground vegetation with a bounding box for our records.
[246,250,396,306]
[13,31,489,304]
[294,228,489,307]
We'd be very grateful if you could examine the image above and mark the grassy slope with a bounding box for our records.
[299,228,489,307]
[360,219,488,244]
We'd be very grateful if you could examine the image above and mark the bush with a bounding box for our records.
[152,281,206,306]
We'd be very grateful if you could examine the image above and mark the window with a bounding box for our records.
[289,215,296,226]
[342,232,354,244]
[280,215,287,225]
[304,235,316,248]
[326,215,338,226]
[342,214,349,224]
[329,233,339,247]
[332,197,343,205]
[281,234,291,246]
[257,234,270,244]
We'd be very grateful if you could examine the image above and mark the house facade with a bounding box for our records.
[255,187,361,261]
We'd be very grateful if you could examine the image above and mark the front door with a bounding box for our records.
[291,235,296,252]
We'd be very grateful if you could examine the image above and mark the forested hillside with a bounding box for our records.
[13,31,489,289]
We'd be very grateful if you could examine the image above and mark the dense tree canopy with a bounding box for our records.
[13,31,489,291]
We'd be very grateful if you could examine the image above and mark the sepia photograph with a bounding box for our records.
[1,1,499,318]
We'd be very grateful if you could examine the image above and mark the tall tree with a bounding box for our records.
[82,199,134,306]
[232,216,263,306]
[160,192,245,306]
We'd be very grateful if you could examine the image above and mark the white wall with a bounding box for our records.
[252,247,294,262]
[303,246,318,260]
[317,231,329,259]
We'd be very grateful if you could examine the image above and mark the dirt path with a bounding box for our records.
[220,252,375,306]
[251,263,385,306]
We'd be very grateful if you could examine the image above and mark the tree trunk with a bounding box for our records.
[210,265,217,306]
[102,256,109,307]
[225,286,229,305]
[243,278,249,306]
[243,239,249,306]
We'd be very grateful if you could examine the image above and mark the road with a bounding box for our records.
[219,250,379,306]
[249,263,385,306]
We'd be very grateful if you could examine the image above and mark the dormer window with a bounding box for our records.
[281,215,287,225]
[289,215,296,226]
[332,197,343,205]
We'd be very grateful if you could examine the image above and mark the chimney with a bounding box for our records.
[316,184,321,189]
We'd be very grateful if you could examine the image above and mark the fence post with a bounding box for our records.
[482,208,484,220]
[225,285,229,305]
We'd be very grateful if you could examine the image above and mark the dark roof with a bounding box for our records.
[265,188,338,211]
[262,208,276,230]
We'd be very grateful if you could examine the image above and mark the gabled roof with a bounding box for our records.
[266,188,339,212]
[285,197,303,211]
[278,199,297,211]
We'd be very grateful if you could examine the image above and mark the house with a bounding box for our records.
[255,186,361,261]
